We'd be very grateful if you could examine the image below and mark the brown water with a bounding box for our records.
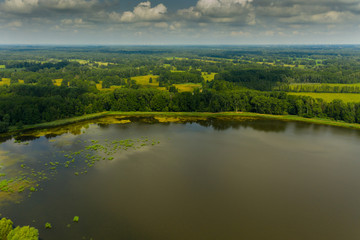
[1,116,360,240]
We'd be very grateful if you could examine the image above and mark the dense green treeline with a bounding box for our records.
[216,68,291,91]
[1,84,360,133]
[1,46,360,133]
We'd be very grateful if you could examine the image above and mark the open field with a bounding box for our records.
[0,78,11,86]
[95,61,109,67]
[283,83,360,94]
[70,59,89,64]
[132,75,159,86]
[288,92,360,103]
[202,72,216,82]
[165,57,188,61]
[96,81,103,90]
[70,59,110,67]
[255,61,306,69]
[290,83,360,88]
[52,79,63,87]
[0,65,5,69]
[173,83,201,92]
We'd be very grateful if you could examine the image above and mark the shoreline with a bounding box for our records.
[3,111,360,137]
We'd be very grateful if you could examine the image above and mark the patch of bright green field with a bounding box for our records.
[70,59,110,67]
[52,79,63,87]
[0,78,11,86]
[165,57,188,61]
[0,65,5,69]
[70,59,89,65]
[290,83,360,88]
[95,61,109,67]
[173,83,201,92]
[132,75,159,87]
[202,72,216,82]
[96,81,103,90]
[288,92,360,103]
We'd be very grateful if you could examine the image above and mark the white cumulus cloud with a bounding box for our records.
[1,0,98,15]
[2,0,39,14]
[177,0,255,25]
[110,1,167,23]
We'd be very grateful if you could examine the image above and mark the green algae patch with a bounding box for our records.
[45,222,52,229]
[0,178,35,206]
[6,133,162,213]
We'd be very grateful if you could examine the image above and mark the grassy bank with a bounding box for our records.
[2,111,359,136]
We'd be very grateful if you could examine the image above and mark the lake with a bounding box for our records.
[1,116,360,240]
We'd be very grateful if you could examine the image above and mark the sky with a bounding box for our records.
[0,0,359,45]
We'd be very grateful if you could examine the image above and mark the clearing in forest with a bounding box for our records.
[132,75,159,87]
[202,72,216,82]
[0,78,10,86]
[53,79,63,87]
[288,92,360,103]
[96,81,103,90]
[173,83,201,92]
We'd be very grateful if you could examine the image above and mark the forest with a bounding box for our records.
[1,45,360,133]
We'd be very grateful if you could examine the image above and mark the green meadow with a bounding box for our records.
[288,92,360,103]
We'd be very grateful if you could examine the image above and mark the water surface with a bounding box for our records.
[1,116,360,240]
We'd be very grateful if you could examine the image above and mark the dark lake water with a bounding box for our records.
[1,116,360,240]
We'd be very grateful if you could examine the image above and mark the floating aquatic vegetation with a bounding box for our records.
[45,222,52,229]
[73,216,79,223]
[0,135,160,206]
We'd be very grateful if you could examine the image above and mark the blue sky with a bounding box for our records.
[0,0,359,45]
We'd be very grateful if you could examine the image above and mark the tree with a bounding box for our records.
[6,226,39,240]
[0,218,13,239]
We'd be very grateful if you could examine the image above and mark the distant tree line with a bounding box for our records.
[1,85,360,133]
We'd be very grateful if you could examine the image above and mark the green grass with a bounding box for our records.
[132,75,159,87]
[288,92,360,103]
[173,83,201,92]
[0,65,5,69]
[0,78,10,86]
[70,59,89,65]
[290,83,360,88]
[52,79,63,87]
[202,72,216,82]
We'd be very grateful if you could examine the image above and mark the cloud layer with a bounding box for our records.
[0,0,359,44]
